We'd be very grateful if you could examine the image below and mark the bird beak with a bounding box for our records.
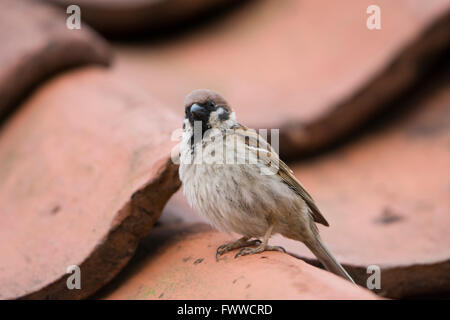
[190,103,207,120]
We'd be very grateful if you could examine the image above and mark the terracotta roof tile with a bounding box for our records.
[96,223,381,300]
[0,0,111,121]
[45,0,240,37]
[113,0,450,158]
[0,67,181,299]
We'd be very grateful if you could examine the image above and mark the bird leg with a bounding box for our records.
[234,224,286,258]
[216,237,261,260]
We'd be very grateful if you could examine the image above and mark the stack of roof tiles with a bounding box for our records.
[0,0,449,300]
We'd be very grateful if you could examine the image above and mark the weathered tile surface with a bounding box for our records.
[0,0,111,121]
[277,74,450,298]
[46,0,240,37]
[0,67,181,299]
[114,0,450,158]
[97,223,380,300]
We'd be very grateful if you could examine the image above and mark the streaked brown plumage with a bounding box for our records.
[179,89,354,283]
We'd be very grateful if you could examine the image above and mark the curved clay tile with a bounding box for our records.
[0,67,181,299]
[113,0,450,158]
[96,223,380,300]
[0,0,111,122]
[278,75,450,299]
[45,0,241,37]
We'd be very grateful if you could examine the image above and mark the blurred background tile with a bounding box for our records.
[112,0,450,158]
[44,0,242,37]
[0,0,111,122]
[0,67,180,299]
[96,223,380,300]
[279,70,450,298]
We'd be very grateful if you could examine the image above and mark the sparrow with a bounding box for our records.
[179,89,355,283]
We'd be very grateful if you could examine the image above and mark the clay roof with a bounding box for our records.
[0,0,449,300]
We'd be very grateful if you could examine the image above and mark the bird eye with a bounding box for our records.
[185,106,190,115]
[206,101,215,108]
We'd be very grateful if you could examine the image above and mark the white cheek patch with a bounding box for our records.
[207,108,236,129]
[208,110,221,127]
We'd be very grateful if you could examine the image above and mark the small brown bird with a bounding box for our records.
[179,89,354,283]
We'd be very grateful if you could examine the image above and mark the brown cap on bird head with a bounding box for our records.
[184,89,232,113]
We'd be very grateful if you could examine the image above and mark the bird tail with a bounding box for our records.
[305,236,355,284]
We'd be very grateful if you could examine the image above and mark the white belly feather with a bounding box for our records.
[179,134,311,238]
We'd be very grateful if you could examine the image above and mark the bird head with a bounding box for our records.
[183,89,236,135]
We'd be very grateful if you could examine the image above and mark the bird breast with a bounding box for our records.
[179,136,310,238]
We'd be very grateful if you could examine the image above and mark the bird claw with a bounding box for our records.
[234,247,260,258]
[234,245,286,258]
[216,239,262,261]
[216,244,232,260]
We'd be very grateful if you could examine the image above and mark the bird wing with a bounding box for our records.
[276,159,329,226]
[233,124,329,227]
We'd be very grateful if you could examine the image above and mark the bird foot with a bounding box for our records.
[234,244,286,258]
[216,238,261,260]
